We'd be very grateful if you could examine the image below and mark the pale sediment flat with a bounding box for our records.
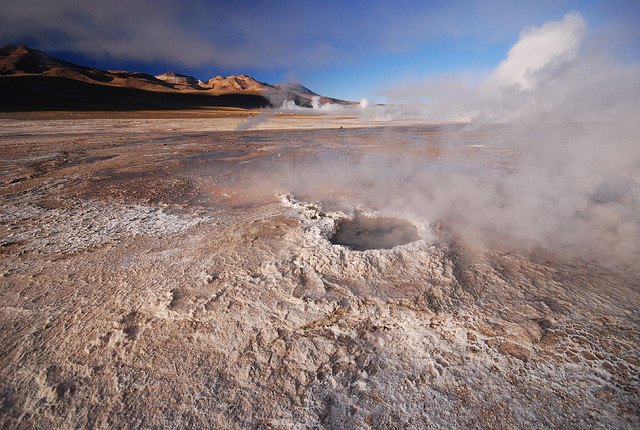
[0,110,453,134]
[0,113,638,428]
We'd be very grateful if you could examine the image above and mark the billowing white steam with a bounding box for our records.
[235,113,272,131]
[274,96,364,114]
[383,12,640,124]
[489,12,586,91]
[241,12,640,264]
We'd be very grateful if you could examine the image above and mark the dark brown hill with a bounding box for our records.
[0,44,354,111]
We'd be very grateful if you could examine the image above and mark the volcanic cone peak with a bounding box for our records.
[274,82,319,96]
[155,71,201,87]
[0,43,172,91]
[0,43,67,74]
[1,43,58,63]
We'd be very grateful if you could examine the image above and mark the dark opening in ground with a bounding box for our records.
[330,215,420,251]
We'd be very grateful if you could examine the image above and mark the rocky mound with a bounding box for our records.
[205,75,271,92]
[154,71,202,88]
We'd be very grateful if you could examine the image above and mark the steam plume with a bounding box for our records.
[240,13,640,264]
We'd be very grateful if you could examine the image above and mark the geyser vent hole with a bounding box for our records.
[330,215,420,251]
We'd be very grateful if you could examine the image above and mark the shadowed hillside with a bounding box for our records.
[0,75,269,111]
[0,44,352,111]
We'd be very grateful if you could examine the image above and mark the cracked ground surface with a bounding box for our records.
[0,117,638,428]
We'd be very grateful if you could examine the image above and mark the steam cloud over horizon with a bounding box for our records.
[380,12,640,124]
[241,13,640,265]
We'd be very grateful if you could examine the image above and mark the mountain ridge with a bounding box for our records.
[0,44,354,109]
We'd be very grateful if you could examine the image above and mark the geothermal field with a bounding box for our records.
[0,113,638,428]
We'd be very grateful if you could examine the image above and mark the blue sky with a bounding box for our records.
[1,0,638,101]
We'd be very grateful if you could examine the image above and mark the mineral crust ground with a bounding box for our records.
[0,114,638,429]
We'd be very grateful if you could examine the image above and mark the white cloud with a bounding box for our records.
[489,12,586,90]
[381,11,640,123]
